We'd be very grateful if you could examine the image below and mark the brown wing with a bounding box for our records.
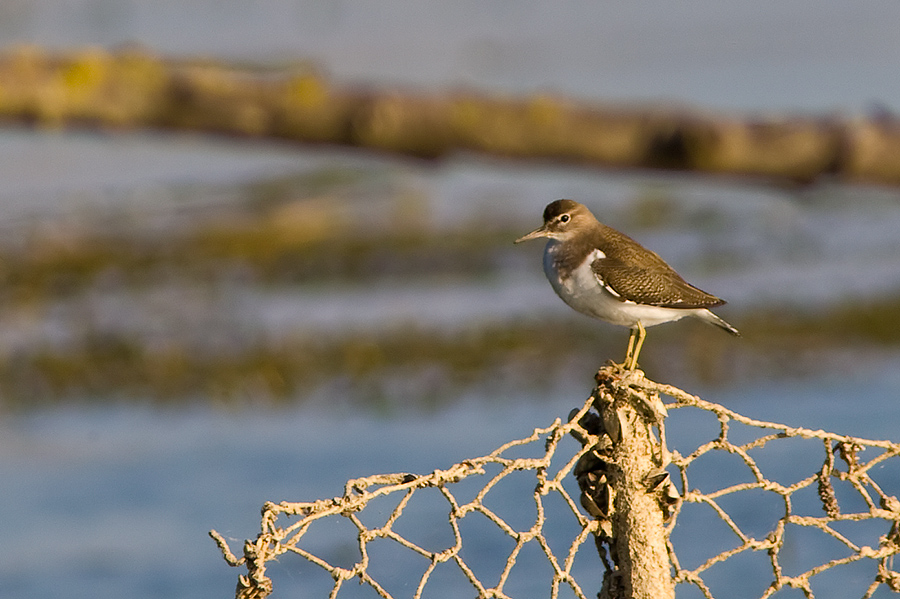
[591,258,725,309]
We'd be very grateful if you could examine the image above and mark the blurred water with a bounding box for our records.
[2,1,899,112]
[0,131,899,597]
[2,135,900,358]
[1,3,900,598]
[3,366,899,599]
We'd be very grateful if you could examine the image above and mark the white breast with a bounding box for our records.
[542,241,693,328]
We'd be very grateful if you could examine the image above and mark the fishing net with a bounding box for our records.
[211,368,900,599]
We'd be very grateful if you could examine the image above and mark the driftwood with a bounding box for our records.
[2,45,900,185]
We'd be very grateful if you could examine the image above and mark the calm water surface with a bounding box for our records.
[3,366,900,599]
[1,3,900,597]
[0,131,898,597]
[0,132,899,597]
[3,1,900,112]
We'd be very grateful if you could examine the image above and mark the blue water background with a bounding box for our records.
[4,366,900,599]
[1,2,900,598]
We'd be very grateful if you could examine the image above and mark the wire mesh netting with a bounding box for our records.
[211,368,900,599]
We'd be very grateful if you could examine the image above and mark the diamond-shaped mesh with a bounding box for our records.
[211,369,900,599]
[653,376,900,598]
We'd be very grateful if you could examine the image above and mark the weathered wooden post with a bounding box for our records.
[573,366,675,599]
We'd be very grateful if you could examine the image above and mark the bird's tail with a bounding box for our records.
[696,309,741,337]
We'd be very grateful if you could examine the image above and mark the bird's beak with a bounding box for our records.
[514,225,549,244]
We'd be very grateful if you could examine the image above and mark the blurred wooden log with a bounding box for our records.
[2,45,900,185]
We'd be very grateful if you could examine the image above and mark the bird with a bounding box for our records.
[515,199,739,370]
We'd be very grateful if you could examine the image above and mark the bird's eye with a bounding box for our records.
[559,214,570,223]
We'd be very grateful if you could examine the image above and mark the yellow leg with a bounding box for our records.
[624,321,646,370]
[622,328,638,368]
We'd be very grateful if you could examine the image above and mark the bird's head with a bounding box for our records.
[515,199,595,243]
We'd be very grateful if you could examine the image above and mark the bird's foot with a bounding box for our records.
[611,360,636,372]
[607,355,640,372]
[597,361,644,388]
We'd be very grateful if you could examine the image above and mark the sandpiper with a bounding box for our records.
[516,199,739,370]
